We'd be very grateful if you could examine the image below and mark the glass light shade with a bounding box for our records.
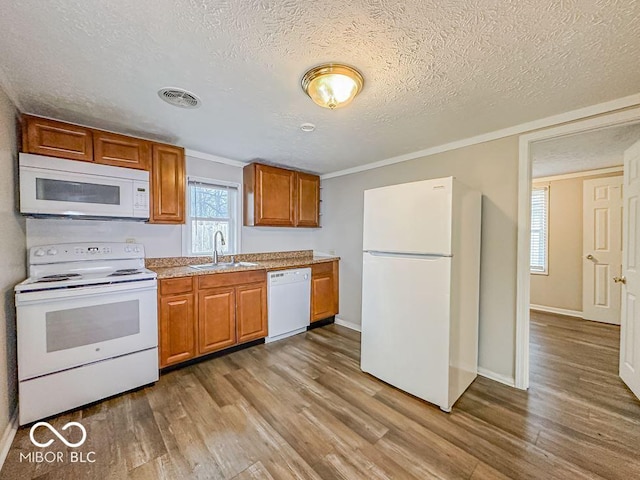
[301,64,364,109]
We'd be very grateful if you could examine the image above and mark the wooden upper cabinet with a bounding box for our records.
[311,261,339,322]
[236,282,267,344]
[198,287,236,355]
[22,115,93,162]
[244,163,296,227]
[94,131,151,170]
[150,144,185,224]
[296,172,320,227]
[159,292,196,367]
[244,163,321,228]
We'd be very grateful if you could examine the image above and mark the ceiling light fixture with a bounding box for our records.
[301,64,364,110]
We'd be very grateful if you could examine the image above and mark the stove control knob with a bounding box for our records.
[34,249,45,257]
[125,246,132,253]
[134,247,140,253]
[47,248,58,256]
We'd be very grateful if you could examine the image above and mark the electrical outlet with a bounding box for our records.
[125,238,136,244]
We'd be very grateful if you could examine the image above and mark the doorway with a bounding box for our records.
[515,107,640,390]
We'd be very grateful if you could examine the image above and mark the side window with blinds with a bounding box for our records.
[530,186,549,274]
[186,179,239,255]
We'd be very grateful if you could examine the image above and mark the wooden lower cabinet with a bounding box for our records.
[311,261,339,322]
[159,293,196,367]
[198,287,236,354]
[159,271,267,368]
[237,282,267,343]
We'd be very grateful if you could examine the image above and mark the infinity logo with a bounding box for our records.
[29,422,87,448]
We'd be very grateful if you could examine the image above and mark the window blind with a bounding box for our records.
[530,186,549,273]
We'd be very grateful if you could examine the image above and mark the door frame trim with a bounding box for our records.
[515,107,640,390]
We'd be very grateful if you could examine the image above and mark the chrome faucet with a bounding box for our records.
[212,230,226,265]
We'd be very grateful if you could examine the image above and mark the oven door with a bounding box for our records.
[16,280,158,381]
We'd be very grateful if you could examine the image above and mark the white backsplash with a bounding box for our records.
[26,218,321,258]
[26,218,183,257]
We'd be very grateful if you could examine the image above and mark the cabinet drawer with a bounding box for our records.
[198,270,266,289]
[312,261,334,275]
[160,276,194,295]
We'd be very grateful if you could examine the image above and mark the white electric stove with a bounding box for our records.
[15,242,159,425]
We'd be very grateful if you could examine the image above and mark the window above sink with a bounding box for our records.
[182,176,241,257]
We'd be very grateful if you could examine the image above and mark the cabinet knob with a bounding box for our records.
[586,254,594,260]
[613,276,627,284]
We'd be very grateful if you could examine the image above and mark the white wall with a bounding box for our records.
[26,156,321,256]
[317,136,520,380]
[0,87,25,437]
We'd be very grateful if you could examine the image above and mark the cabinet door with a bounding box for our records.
[94,131,151,170]
[311,261,339,322]
[296,172,320,227]
[198,287,236,354]
[254,164,296,226]
[151,144,185,224]
[236,282,267,343]
[159,293,196,367]
[23,115,93,162]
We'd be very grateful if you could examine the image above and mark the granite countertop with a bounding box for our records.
[147,250,340,280]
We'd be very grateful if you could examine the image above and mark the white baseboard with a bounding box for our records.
[477,367,516,388]
[0,408,18,469]
[530,304,583,319]
[334,317,362,332]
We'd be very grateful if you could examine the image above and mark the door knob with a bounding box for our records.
[586,254,594,260]
[613,276,627,284]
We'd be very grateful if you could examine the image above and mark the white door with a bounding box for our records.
[583,176,623,324]
[620,140,640,400]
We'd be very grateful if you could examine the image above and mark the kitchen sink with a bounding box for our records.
[189,261,258,270]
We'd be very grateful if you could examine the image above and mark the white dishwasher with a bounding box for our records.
[266,268,311,343]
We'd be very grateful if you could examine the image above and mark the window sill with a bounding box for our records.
[530,270,549,276]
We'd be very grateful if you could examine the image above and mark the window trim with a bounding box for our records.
[181,176,242,257]
[530,185,549,275]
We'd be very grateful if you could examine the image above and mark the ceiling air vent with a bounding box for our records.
[157,88,201,109]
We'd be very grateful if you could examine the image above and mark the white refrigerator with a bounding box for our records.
[360,176,481,412]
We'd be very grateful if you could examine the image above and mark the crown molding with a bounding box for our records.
[321,92,640,180]
[185,149,246,168]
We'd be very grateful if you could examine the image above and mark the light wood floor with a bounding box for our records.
[2,313,640,479]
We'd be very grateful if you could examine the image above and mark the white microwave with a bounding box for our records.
[19,153,150,220]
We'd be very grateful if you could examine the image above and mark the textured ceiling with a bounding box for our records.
[532,123,640,178]
[0,1,639,174]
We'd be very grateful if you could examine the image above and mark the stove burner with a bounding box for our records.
[109,269,143,277]
[36,273,82,283]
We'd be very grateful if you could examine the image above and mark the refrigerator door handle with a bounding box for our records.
[364,250,453,258]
